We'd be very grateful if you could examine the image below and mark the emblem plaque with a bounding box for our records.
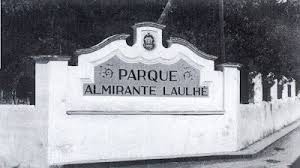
[143,33,155,50]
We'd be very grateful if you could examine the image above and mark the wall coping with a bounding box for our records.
[167,37,218,61]
[216,62,243,70]
[75,34,130,56]
[132,22,166,30]
[31,55,71,63]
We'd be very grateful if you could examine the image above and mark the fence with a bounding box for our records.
[240,72,297,104]
[238,72,300,149]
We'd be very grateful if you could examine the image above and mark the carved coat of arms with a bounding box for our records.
[143,33,155,50]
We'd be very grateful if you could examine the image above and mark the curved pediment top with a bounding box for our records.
[132,22,166,30]
[75,34,130,56]
[167,37,218,61]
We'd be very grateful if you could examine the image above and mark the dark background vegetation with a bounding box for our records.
[1,0,300,104]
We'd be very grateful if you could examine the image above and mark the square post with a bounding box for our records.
[32,55,70,167]
[270,79,278,101]
[217,62,242,150]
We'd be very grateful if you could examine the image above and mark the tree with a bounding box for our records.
[224,0,300,79]
[157,0,175,24]
[1,0,299,101]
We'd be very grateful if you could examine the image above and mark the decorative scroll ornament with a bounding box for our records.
[99,64,114,79]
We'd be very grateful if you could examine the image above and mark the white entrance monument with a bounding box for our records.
[33,22,241,166]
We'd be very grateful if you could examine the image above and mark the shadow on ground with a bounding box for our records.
[291,156,300,168]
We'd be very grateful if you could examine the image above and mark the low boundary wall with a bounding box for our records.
[238,97,300,149]
[0,105,47,168]
[1,98,300,167]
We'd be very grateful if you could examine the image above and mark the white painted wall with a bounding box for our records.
[43,24,241,165]
[0,105,47,168]
[238,97,300,149]
[1,23,300,167]
[1,98,300,167]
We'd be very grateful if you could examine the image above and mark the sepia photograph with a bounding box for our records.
[0,0,300,167]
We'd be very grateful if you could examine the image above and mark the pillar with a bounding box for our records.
[253,73,263,103]
[32,55,70,168]
[217,62,242,150]
[270,79,278,101]
[282,77,288,99]
[290,79,296,97]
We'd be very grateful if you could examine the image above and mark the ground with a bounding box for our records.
[65,126,300,168]
[193,126,300,168]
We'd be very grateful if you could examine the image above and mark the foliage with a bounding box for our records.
[224,0,300,79]
[1,0,299,80]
